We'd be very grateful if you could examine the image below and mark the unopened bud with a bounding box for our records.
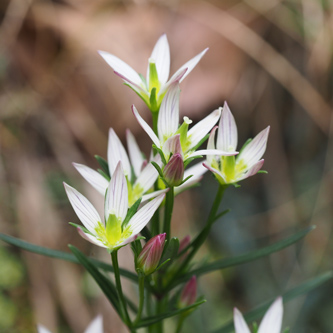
[163,153,184,187]
[137,233,166,275]
[179,276,197,308]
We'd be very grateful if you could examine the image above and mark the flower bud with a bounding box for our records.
[178,235,191,263]
[179,276,197,308]
[163,153,184,187]
[136,233,166,275]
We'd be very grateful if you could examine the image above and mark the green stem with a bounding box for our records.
[134,275,145,325]
[166,185,227,287]
[175,315,186,333]
[152,110,159,137]
[163,187,174,241]
[111,251,132,328]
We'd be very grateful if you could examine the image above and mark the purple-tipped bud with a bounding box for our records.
[163,153,184,187]
[137,233,166,275]
[177,235,191,263]
[179,276,197,308]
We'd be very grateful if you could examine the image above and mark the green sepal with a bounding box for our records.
[252,322,258,333]
[151,161,164,178]
[184,155,203,168]
[68,222,94,236]
[69,245,122,316]
[283,328,290,333]
[160,237,180,264]
[149,87,158,113]
[133,299,206,328]
[139,73,148,89]
[257,170,268,174]
[152,145,167,165]
[155,258,171,272]
[239,138,252,155]
[124,83,150,106]
[95,155,110,178]
[97,169,110,181]
[189,134,209,152]
[122,198,142,229]
[178,175,193,187]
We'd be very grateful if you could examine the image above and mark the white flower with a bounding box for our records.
[203,102,270,184]
[98,34,208,112]
[234,297,283,333]
[64,162,165,251]
[38,315,104,333]
[132,82,236,164]
[74,128,166,206]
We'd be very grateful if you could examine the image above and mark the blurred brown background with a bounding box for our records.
[0,0,332,332]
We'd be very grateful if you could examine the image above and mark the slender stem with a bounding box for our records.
[111,251,132,328]
[163,187,174,241]
[156,297,164,333]
[181,184,227,270]
[175,315,186,333]
[165,185,227,288]
[134,275,145,324]
[152,111,159,137]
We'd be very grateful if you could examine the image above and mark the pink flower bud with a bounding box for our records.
[137,233,166,275]
[178,235,191,263]
[163,153,184,187]
[179,276,197,308]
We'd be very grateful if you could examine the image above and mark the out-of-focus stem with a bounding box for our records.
[163,187,174,241]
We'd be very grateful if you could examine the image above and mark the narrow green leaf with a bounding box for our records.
[151,161,164,177]
[214,271,333,333]
[0,233,138,282]
[97,169,110,181]
[169,227,315,289]
[94,155,110,178]
[152,146,167,165]
[123,198,142,228]
[134,299,206,328]
[69,245,122,316]
[179,175,193,186]
[213,210,230,223]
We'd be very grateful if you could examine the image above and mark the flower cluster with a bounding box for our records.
[61,33,272,332]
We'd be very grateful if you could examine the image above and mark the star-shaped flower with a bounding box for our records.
[64,162,165,252]
[234,297,283,333]
[203,102,270,185]
[98,34,208,112]
[74,128,165,206]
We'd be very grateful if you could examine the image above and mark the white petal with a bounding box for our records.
[237,159,265,181]
[258,297,283,333]
[128,193,165,235]
[37,325,52,333]
[217,102,238,152]
[206,126,217,165]
[117,234,138,247]
[132,105,160,148]
[188,148,237,158]
[98,50,142,86]
[73,163,108,195]
[135,159,159,193]
[106,162,128,222]
[233,308,251,333]
[108,128,131,178]
[158,68,187,97]
[64,183,102,233]
[113,71,148,98]
[172,47,208,83]
[77,228,107,248]
[237,126,270,168]
[187,108,221,151]
[162,134,183,161]
[126,129,145,178]
[202,162,227,183]
[85,315,104,333]
[158,83,180,141]
[147,34,170,85]
[142,189,169,202]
